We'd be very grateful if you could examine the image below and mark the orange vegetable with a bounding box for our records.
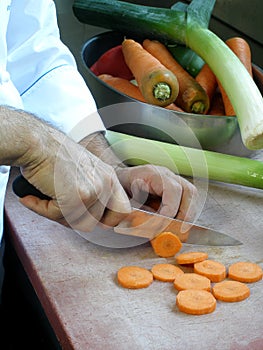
[117,266,153,289]
[150,231,182,258]
[98,74,183,112]
[173,273,211,292]
[217,37,253,116]
[228,261,263,283]
[212,280,250,302]
[208,91,225,116]
[98,74,145,101]
[151,263,184,282]
[176,251,209,265]
[195,63,218,103]
[122,38,179,107]
[194,260,226,282]
[142,39,210,114]
[176,289,216,315]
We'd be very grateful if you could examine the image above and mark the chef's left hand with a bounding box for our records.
[115,164,198,222]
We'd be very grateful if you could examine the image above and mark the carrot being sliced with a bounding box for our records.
[176,251,209,265]
[194,259,226,282]
[151,263,184,282]
[122,39,179,107]
[142,39,210,114]
[217,37,253,116]
[176,289,216,315]
[173,273,211,292]
[117,266,153,289]
[150,231,182,258]
[228,261,263,283]
[212,280,250,302]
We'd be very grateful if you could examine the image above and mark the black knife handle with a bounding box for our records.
[12,175,51,200]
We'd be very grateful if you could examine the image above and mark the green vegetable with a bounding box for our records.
[167,44,204,77]
[106,131,263,190]
[73,0,263,150]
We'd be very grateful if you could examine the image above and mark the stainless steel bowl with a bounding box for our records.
[81,31,263,157]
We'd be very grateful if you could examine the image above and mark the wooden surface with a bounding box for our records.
[4,163,263,350]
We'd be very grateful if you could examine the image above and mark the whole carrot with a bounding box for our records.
[143,39,210,114]
[98,74,181,112]
[122,39,179,107]
[195,63,217,104]
[217,37,253,116]
[98,74,145,102]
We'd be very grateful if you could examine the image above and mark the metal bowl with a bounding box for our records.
[81,31,263,157]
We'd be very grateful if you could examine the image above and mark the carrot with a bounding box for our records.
[151,263,184,282]
[165,103,184,112]
[208,91,225,116]
[173,273,211,292]
[150,231,182,258]
[194,260,226,282]
[122,39,179,107]
[217,37,253,116]
[142,39,210,114]
[176,251,209,265]
[117,266,153,289]
[195,63,218,104]
[98,74,145,102]
[228,261,263,283]
[212,280,250,302]
[176,289,216,315]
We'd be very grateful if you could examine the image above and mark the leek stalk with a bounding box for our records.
[106,131,263,190]
[73,0,263,150]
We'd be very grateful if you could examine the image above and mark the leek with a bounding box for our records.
[106,131,263,190]
[73,0,263,150]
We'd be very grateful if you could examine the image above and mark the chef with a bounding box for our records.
[0,0,197,302]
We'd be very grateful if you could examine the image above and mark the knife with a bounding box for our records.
[12,174,242,246]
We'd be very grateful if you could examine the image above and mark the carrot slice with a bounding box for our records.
[151,263,184,282]
[194,260,226,282]
[122,39,179,107]
[98,74,146,102]
[217,37,253,116]
[117,266,153,289]
[176,289,216,315]
[176,251,209,265]
[142,39,210,114]
[173,273,211,291]
[150,231,182,258]
[228,261,263,283]
[212,280,250,302]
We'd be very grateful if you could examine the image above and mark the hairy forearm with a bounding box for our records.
[0,106,64,168]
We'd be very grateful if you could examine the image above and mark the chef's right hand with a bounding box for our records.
[18,126,131,232]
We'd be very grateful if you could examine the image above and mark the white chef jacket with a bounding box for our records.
[0,0,106,243]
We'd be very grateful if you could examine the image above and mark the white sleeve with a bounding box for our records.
[6,0,105,142]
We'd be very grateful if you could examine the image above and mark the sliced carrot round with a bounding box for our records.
[117,266,153,289]
[228,261,263,283]
[151,263,184,282]
[150,231,182,258]
[194,259,226,282]
[173,273,211,291]
[212,280,250,302]
[176,251,208,265]
[176,289,216,315]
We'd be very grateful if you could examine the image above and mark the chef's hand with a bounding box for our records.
[115,164,198,222]
[18,126,131,232]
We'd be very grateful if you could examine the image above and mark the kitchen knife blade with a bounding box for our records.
[12,174,242,246]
